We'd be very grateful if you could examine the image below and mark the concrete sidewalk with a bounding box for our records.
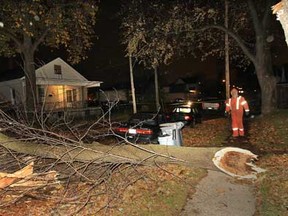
[181,170,256,216]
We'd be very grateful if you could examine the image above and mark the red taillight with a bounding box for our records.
[136,129,153,135]
[184,115,191,120]
[116,127,128,133]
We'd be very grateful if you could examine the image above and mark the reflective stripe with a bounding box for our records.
[241,101,247,105]
[236,96,241,110]
[232,128,238,131]
[239,128,244,131]
[245,109,250,112]
[226,103,230,106]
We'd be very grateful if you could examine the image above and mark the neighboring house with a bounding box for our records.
[99,88,129,103]
[0,58,102,113]
[276,68,288,108]
[163,77,201,103]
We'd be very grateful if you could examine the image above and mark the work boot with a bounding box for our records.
[238,136,248,143]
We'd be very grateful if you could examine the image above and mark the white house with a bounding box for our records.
[163,78,201,103]
[0,58,102,112]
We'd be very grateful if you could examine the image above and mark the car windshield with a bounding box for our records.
[173,107,191,113]
[129,113,158,126]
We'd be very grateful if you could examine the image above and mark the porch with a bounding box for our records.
[37,84,89,111]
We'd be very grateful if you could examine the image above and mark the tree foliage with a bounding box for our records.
[121,0,285,114]
[0,0,98,113]
[0,0,98,64]
[121,0,178,69]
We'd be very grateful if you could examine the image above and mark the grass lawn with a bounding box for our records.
[249,110,288,216]
[0,109,286,215]
[182,110,288,216]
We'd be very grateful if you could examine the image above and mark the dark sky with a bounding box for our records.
[0,0,264,95]
[0,0,221,87]
[0,0,128,87]
[74,0,128,86]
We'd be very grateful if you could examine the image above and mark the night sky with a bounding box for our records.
[0,0,224,91]
[0,0,127,86]
[0,0,276,96]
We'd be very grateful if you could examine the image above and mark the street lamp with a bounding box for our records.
[0,22,4,28]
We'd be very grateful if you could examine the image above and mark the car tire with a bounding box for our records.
[150,139,159,144]
[190,119,196,128]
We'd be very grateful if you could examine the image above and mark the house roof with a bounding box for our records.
[0,57,102,87]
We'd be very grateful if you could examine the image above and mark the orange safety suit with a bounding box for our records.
[225,95,249,137]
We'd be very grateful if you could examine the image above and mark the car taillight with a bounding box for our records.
[136,129,153,135]
[184,115,191,120]
[116,127,128,133]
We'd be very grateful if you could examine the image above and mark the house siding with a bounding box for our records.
[0,79,25,105]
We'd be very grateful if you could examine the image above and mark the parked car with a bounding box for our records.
[114,112,167,143]
[201,97,225,111]
[166,104,202,127]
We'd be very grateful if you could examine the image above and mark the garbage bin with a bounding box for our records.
[158,122,185,146]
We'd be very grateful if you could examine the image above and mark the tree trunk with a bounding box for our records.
[255,65,277,114]
[255,37,277,115]
[22,36,37,113]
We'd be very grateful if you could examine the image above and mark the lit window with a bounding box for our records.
[72,89,77,101]
[66,90,72,102]
[66,89,77,102]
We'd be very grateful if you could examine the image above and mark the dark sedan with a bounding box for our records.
[114,112,167,143]
[167,104,202,127]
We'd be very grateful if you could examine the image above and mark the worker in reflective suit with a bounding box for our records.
[225,88,250,137]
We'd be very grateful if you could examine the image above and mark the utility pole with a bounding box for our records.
[225,0,230,100]
[129,54,137,113]
[154,66,160,111]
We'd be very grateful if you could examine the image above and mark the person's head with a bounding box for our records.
[230,88,238,98]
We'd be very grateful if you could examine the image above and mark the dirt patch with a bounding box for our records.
[219,151,255,176]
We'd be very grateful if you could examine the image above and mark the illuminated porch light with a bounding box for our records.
[0,22,4,28]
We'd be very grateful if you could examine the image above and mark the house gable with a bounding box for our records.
[0,57,102,106]
[36,57,88,82]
